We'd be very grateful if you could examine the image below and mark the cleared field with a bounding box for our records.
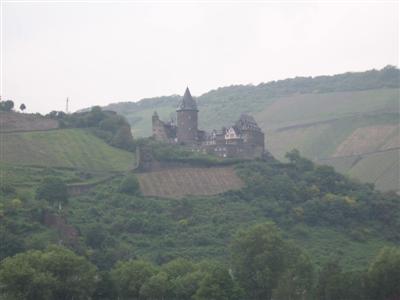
[0,129,135,171]
[137,167,244,198]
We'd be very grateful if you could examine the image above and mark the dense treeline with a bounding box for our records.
[0,224,399,299]
[46,106,135,151]
[204,64,399,99]
[103,65,400,116]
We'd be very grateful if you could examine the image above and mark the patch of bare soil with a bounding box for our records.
[43,211,79,246]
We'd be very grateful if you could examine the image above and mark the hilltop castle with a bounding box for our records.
[152,87,266,159]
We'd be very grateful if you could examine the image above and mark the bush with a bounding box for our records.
[119,173,141,196]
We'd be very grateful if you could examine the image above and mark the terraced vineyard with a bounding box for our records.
[137,166,244,198]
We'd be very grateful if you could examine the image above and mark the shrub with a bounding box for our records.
[119,173,141,196]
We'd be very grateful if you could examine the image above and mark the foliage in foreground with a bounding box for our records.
[0,224,399,300]
[0,246,97,300]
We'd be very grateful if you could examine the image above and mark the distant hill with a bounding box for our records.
[102,66,400,192]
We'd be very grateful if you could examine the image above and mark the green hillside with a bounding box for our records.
[1,127,399,299]
[0,129,135,172]
[1,151,399,274]
[103,67,399,191]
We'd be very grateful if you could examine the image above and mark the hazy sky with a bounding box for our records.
[1,1,398,113]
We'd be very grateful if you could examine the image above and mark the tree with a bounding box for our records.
[119,173,141,196]
[140,271,170,299]
[315,261,366,300]
[0,250,54,300]
[35,177,68,210]
[0,246,97,300]
[193,263,243,300]
[158,258,197,299]
[172,270,204,299]
[85,225,109,249]
[93,271,116,300]
[315,260,343,300]
[161,258,195,279]
[0,100,14,112]
[367,247,400,300]
[111,125,135,151]
[285,149,314,172]
[273,252,314,300]
[0,228,25,261]
[230,223,312,300]
[19,103,26,112]
[86,106,105,126]
[111,259,157,299]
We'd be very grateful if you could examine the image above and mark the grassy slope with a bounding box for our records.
[0,129,135,172]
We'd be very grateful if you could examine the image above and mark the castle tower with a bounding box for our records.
[176,87,198,144]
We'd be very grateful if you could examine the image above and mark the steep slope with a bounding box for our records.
[0,129,135,172]
[102,68,399,191]
[260,90,399,191]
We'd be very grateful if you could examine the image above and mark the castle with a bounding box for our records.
[152,87,266,159]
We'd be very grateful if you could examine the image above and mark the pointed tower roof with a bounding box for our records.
[235,113,261,131]
[177,87,198,111]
